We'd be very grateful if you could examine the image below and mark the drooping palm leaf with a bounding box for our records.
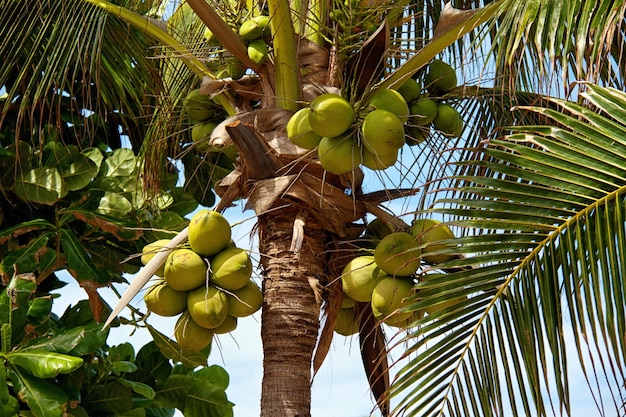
[0,0,170,151]
[388,83,626,416]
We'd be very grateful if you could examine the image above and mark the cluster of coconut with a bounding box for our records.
[141,210,262,351]
[286,90,410,174]
[334,218,464,336]
[285,59,463,175]
[184,88,238,157]
[405,59,463,144]
[204,14,271,79]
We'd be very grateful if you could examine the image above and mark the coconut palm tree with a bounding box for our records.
[1,1,625,417]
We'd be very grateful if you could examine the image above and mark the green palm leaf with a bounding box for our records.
[0,0,167,149]
[389,83,626,416]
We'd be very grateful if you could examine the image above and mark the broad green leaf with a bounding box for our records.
[0,363,19,416]
[6,349,83,378]
[145,406,176,417]
[118,377,156,400]
[101,148,136,177]
[61,205,142,241]
[43,142,77,171]
[13,167,68,205]
[8,365,69,417]
[190,365,229,391]
[134,341,172,388]
[112,360,138,374]
[154,374,192,409]
[60,153,99,191]
[109,342,136,362]
[183,381,229,417]
[60,229,112,285]
[26,323,110,356]
[91,176,123,192]
[59,300,109,329]
[0,232,53,280]
[146,325,207,368]
[97,191,133,216]
[116,408,147,417]
[88,381,133,413]
[1,323,11,353]
[83,147,104,171]
[0,218,55,245]
[67,405,90,417]
[166,187,199,216]
[1,274,36,344]
[25,296,52,326]
[148,211,188,240]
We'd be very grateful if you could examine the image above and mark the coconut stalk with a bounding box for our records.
[267,0,301,110]
[186,0,262,72]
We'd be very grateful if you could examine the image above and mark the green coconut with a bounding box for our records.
[374,232,420,277]
[141,239,171,277]
[175,312,214,351]
[164,249,207,292]
[341,256,388,302]
[334,307,360,336]
[410,218,456,264]
[227,280,263,317]
[187,285,229,329]
[188,209,232,257]
[144,281,188,317]
[370,276,415,321]
[210,247,252,291]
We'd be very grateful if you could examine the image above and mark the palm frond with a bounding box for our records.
[388,83,626,416]
[0,0,167,150]
[473,0,626,95]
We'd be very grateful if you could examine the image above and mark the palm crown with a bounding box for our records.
[1,0,625,416]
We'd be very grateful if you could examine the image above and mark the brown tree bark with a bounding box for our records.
[258,205,327,417]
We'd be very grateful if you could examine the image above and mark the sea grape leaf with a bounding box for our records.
[166,187,199,216]
[43,142,77,171]
[8,365,69,417]
[62,206,142,241]
[109,342,136,362]
[89,381,133,413]
[91,176,123,192]
[2,274,36,343]
[60,229,112,285]
[6,349,83,378]
[145,406,176,417]
[97,191,133,217]
[13,167,68,205]
[101,148,136,177]
[83,147,104,171]
[60,153,99,191]
[112,360,138,375]
[148,211,188,241]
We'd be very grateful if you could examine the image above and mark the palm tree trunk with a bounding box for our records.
[258,206,326,417]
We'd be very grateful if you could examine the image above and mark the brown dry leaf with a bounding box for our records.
[345,19,390,97]
[356,302,390,416]
[433,1,481,39]
[312,278,343,379]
